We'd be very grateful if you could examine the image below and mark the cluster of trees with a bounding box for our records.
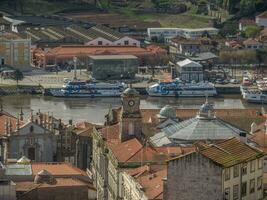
[219,49,267,65]
[213,0,267,16]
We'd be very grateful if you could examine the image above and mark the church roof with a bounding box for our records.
[17,156,31,164]
[157,105,176,119]
[150,101,246,146]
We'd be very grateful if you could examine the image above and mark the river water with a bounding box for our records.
[0,95,264,124]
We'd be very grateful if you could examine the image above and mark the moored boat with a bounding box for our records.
[147,79,217,97]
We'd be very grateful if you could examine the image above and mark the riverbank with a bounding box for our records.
[0,84,43,95]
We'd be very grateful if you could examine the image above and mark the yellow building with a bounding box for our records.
[0,32,31,71]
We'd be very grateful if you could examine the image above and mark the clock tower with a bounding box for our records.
[120,87,142,143]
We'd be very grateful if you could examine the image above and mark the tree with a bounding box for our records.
[12,69,24,86]
[243,25,262,38]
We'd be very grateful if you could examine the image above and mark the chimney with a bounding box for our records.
[5,118,8,135]
[239,131,247,143]
[19,108,24,121]
[69,119,73,126]
[16,114,20,132]
[250,122,257,134]
[8,118,12,134]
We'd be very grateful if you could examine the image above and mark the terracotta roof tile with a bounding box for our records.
[243,38,261,45]
[31,162,87,176]
[45,46,156,57]
[109,138,143,162]
[200,137,264,167]
[257,11,267,19]
[131,165,167,200]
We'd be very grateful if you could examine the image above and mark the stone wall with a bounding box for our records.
[165,152,222,200]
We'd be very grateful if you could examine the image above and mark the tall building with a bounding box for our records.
[0,32,31,71]
[164,138,264,200]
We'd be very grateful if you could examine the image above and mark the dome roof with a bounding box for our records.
[158,105,176,119]
[198,100,215,119]
[17,156,30,164]
[34,169,56,184]
[123,87,139,96]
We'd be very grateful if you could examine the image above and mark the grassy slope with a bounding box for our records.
[1,0,214,28]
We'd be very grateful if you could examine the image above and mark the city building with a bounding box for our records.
[147,27,219,42]
[91,87,189,200]
[89,55,138,80]
[243,38,263,49]
[150,99,247,146]
[169,36,216,56]
[182,28,219,39]
[32,45,167,68]
[256,11,267,27]
[121,164,167,200]
[0,32,31,71]
[0,179,16,200]
[24,25,140,48]
[164,138,264,200]
[1,158,96,200]
[176,58,203,82]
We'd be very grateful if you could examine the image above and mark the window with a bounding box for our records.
[250,160,255,173]
[224,187,230,200]
[242,163,247,176]
[233,165,239,178]
[250,179,255,193]
[257,176,262,190]
[233,184,239,200]
[241,182,247,197]
[98,41,103,45]
[258,159,263,169]
[225,168,230,181]
[124,40,129,45]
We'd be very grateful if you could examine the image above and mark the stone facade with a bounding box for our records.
[8,121,56,162]
[165,152,222,200]
[89,55,138,80]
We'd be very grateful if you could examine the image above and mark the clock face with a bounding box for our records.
[128,100,135,107]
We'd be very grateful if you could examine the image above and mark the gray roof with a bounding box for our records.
[189,52,218,62]
[150,117,244,146]
[5,164,32,176]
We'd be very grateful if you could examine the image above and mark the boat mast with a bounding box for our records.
[73,56,77,80]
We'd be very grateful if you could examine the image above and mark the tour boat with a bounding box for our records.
[240,82,267,104]
[51,79,127,97]
[147,79,217,97]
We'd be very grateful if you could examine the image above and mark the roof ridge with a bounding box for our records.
[125,140,148,162]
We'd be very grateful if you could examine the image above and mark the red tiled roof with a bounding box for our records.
[45,45,155,57]
[15,178,86,191]
[257,11,267,19]
[130,165,167,200]
[200,137,263,167]
[109,138,143,162]
[243,38,261,45]
[31,162,87,176]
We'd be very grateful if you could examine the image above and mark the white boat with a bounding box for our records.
[51,80,126,97]
[240,83,267,103]
[147,79,217,97]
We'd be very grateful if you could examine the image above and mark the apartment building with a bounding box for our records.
[164,138,264,200]
[0,32,31,71]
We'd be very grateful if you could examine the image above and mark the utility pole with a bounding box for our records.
[73,56,77,80]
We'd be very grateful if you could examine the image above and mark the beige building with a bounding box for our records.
[164,138,264,200]
[0,33,31,71]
